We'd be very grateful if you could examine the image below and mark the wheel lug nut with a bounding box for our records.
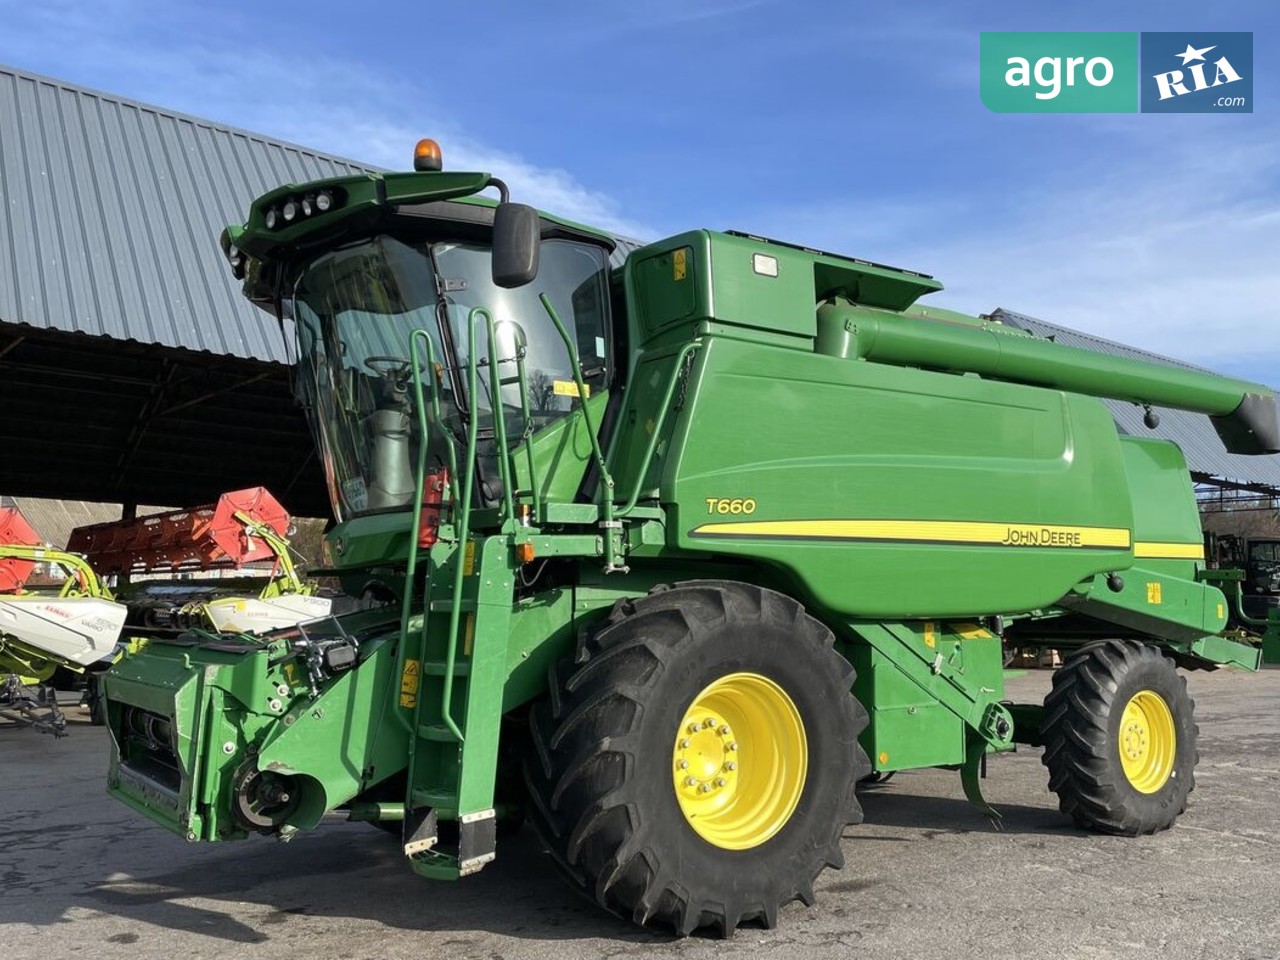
[719,725,730,735]
[704,718,717,729]
[685,777,698,787]
[700,783,712,793]
[688,723,700,734]
[678,760,689,770]
[679,738,691,748]
[715,777,727,787]
[725,761,737,771]
[727,742,738,752]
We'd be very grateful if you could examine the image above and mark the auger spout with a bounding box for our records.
[816,299,1279,454]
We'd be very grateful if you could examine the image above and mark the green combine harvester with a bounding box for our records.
[102,140,1280,937]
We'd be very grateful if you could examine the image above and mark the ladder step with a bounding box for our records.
[421,660,470,677]
[429,599,476,613]
[417,722,462,743]
[411,786,459,809]
[409,850,460,881]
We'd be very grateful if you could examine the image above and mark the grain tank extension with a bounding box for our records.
[102,142,1279,937]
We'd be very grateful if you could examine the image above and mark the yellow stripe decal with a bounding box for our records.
[1133,542,1205,560]
[690,519,1132,550]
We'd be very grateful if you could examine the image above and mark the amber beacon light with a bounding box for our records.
[413,138,443,171]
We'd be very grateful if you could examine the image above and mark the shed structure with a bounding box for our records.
[0,64,374,516]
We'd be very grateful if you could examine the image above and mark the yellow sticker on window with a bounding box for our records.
[553,380,589,399]
[673,248,687,281]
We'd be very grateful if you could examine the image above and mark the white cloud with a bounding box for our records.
[0,1,652,240]
[751,122,1280,385]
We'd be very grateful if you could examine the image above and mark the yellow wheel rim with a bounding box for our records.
[1117,689,1176,794]
[672,672,807,851]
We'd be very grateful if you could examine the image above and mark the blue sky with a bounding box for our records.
[0,0,1276,384]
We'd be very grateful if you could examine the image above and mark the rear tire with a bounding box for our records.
[524,580,870,937]
[1042,640,1197,835]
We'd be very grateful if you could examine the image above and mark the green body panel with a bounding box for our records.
[1265,618,1280,664]
[503,587,578,710]
[607,346,690,499]
[104,610,405,840]
[626,232,942,348]
[1121,437,1207,554]
[664,335,1134,618]
[1047,438,1229,642]
[1188,632,1262,670]
[1062,569,1225,642]
[847,621,1011,772]
[511,390,611,509]
[326,511,415,573]
[255,632,408,827]
[848,620,1008,771]
[104,166,1279,881]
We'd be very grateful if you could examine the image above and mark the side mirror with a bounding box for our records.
[492,202,540,289]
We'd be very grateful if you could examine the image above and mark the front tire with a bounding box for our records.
[1042,640,1197,835]
[524,581,870,937]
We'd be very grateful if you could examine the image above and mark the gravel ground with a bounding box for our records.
[2,667,1278,960]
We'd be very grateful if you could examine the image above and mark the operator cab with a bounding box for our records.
[283,173,615,524]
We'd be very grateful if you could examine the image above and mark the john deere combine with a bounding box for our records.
[102,141,1280,936]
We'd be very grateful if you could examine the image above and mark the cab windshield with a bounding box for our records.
[290,234,611,522]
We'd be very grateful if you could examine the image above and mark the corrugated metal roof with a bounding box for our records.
[0,64,377,362]
[0,62,642,365]
[994,308,1280,488]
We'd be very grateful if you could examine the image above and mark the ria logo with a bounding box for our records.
[1141,33,1252,112]
[1152,43,1243,101]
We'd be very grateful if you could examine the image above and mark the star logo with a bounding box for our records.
[1176,43,1216,65]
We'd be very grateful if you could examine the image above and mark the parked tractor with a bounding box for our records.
[101,141,1280,936]
[1207,532,1280,620]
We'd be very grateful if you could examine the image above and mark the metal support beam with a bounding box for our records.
[110,360,180,496]
[157,372,273,417]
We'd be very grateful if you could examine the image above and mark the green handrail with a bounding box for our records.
[480,311,517,527]
[393,330,456,736]
[434,309,493,741]
[537,294,631,571]
[510,336,540,523]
